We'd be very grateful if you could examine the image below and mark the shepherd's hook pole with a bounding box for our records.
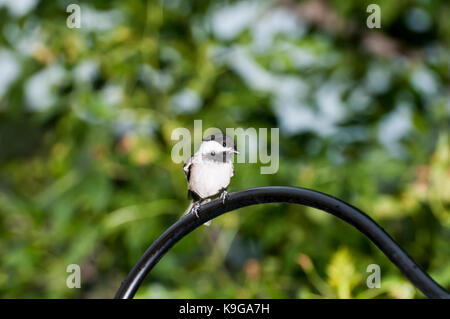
[115,186,450,299]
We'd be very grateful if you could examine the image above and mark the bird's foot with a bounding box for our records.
[191,202,201,218]
[220,190,229,204]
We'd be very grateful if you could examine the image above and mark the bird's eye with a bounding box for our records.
[211,151,215,156]
[223,142,226,147]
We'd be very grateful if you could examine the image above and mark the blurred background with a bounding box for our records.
[0,0,449,298]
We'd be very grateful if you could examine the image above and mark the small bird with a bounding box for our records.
[183,133,239,225]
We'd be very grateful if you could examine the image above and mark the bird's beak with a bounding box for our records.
[234,150,240,155]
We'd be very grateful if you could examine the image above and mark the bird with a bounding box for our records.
[183,133,239,225]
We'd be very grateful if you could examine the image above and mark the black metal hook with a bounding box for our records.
[114,186,449,299]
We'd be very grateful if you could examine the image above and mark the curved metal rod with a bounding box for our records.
[114,186,449,299]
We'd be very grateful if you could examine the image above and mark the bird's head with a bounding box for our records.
[198,133,239,163]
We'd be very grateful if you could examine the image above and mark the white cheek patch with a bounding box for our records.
[198,141,227,158]
[202,141,224,151]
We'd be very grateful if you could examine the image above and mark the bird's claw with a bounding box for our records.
[191,202,201,218]
[220,190,229,204]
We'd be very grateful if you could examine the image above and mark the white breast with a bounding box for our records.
[189,158,233,199]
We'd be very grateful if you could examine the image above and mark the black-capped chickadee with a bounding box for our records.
[183,133,239,225]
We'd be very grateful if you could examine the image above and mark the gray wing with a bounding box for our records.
[183,156,198,200]
[183,156,193,182]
